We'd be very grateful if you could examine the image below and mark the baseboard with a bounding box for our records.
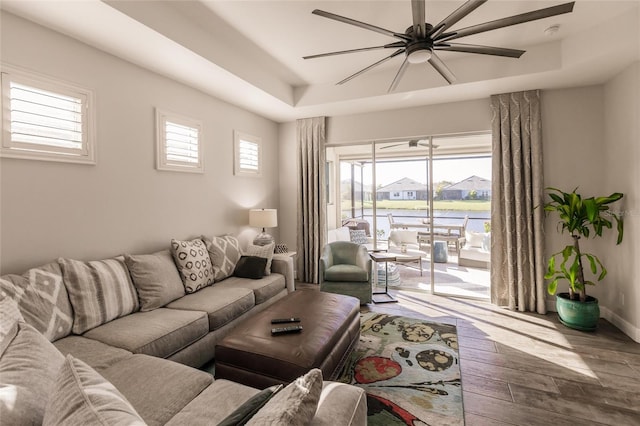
[546,298,640,343]
[600,305,640,343]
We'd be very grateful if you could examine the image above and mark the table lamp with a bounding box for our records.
[249,208,277,246]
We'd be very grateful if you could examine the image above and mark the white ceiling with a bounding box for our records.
[2,0,639,123]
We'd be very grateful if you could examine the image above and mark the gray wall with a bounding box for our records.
[0,13,280,274]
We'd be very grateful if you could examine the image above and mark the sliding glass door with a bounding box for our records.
[326,132,492,299]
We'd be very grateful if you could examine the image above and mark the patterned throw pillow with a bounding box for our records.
[0,297,24,356]
[203,235,242,281]
[349,229,369,245]
[59,257,140,335]
[244,243,275,276]
[0,262,74,341]
[43,355,146,426]
[171,238,215,293]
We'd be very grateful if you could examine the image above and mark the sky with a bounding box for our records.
[343,156,492,187]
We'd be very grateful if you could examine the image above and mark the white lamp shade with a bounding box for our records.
[249,209,278,228]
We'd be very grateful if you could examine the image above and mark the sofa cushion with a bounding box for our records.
[0,321,65,425]
[43,355,146,426]
[125,250,185,311]
[53,335,133,371]
[165,379,261,426]
[166,285,255,330]
[234,256,267,279]
[83,308,208,359]
[171,238,215,293]
[244,243,275,275]
[247,368,323,426]
[59,257,140,334]
[214,274,286,305]
[203,235,242,281]
[0,261,74,341]
[101,354,213,426]
[324,264,369,282]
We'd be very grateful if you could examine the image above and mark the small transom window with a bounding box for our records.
[234,130,261,177]
[1,66,95,164]
[156,108,203,173]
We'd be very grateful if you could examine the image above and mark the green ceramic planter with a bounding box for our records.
[556,292,600,331]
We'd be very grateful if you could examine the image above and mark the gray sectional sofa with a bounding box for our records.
[0,236,367,425]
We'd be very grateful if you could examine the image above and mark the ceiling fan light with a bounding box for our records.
[407,49,432,64]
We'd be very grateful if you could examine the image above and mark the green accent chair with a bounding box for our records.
[319,241,372,305]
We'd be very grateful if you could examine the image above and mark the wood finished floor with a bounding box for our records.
[299,284,640,425]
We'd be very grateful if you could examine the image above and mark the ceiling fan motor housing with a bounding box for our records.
[405,24,434,63]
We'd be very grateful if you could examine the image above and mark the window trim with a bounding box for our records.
[233,130,262,177]
[1,64,96,164]
[155,108,204,173]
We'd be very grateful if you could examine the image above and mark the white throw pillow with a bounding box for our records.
[465,231,486,248]
[244,243,275,275]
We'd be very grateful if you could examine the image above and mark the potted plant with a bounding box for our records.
[543,187,624,331]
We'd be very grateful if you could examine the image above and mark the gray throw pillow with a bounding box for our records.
[247,369,323,426]
[0,321,65,425]
[125,250,185,311]
[43,355,146,426]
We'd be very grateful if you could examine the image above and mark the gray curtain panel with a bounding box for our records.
[296,117,327,284]
[490,90,546,314]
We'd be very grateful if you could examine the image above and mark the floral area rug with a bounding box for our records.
[336,312,463,425]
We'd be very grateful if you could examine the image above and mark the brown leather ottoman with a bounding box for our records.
[215,289,360,389]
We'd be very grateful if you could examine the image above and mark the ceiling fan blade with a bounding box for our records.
[435,42,524,58]
[388,57,410,92]
[437,2,575,42]
[411,0,426,39]
[429,0,487,38]
[312,9,411,41]
[379,143,405,150]
[303,42,406,60]
[337,49,406,85]
[428,52,457,84]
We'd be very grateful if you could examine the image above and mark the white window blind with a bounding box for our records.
[1,67,95,164]
[156,109,203,173]
[234,131,261,177]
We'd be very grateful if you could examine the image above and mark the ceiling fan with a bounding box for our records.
[380,139,438,150]
[303,0,575,91]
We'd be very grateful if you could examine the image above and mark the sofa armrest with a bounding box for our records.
[311,381,367,426]
[271,257,295,293]
[354,246,372,282]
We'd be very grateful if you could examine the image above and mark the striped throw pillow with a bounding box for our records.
[59,257,140,334]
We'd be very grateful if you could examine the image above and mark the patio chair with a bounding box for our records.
[319,241,372,304]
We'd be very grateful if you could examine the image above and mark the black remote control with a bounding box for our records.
[271,325,303,335]
[271,317,301,324]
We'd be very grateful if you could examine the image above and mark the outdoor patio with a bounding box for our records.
[373,251,490,299]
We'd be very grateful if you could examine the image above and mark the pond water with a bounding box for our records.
[354,208,490,237]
